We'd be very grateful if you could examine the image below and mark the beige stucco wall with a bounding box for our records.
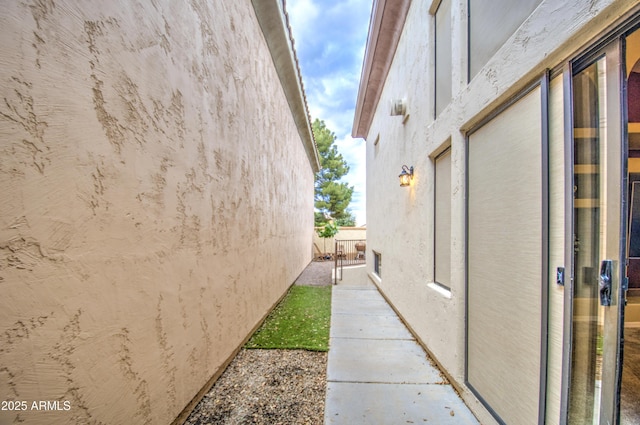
[363,0,640,424]
[0,1,315,424]
[313,227,366,257]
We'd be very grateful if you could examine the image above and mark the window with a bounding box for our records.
[467,86,543,424]
[468,0,542,80]
[374,251,382,277]
[435,0,452,117]
[434,147,451,289]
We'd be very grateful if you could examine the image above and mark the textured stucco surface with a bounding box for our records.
[0,1,315,424]
[361,1,640,424]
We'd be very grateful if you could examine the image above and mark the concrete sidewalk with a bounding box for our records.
[324,266,479,424]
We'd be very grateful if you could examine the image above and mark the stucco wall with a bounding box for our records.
[366,0,461,383]
[363,0,640,424]
[0,1,315,424]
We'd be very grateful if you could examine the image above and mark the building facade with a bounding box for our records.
[354,0,640,424]
[0,1,319,424]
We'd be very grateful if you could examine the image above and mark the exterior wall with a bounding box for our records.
[365,0,473,412]
[0,1,315,424]
[360,0,640,424]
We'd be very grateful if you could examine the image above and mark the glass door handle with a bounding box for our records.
[599,259,613,306]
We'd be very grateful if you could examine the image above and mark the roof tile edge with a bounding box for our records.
[252,0,321,173]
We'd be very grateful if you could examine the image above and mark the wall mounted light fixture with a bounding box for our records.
[390,99,406,116]
[399,165,414,187]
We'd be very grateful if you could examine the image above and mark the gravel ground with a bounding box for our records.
[184,350,328,425]
[293,260,334,286]
[183,261,333,425]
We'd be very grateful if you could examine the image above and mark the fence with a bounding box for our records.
[334,239,366,284]
[313,227,366,260]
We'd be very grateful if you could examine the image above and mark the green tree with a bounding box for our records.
[316,220,338,257]
[334,213,356,227]
[313,119,355,226]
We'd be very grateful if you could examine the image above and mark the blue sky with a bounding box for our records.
[286,0,373,226]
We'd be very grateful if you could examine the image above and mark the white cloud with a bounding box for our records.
[286,0,372,226]
[336,135,366,226]
[287,0,319,49]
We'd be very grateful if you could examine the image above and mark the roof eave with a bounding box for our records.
[352,0,411,140]
[253,0,321,173]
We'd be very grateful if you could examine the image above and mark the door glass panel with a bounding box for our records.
[622,27,640,425]
[569,56,607,424]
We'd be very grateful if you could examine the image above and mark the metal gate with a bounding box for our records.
[334,239,366,284]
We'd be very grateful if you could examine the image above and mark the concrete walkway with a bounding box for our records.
[324,266,479,424]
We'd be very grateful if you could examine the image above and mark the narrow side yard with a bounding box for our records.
[184,261,333,425]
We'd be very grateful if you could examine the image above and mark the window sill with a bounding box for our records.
[427,282,452,299]
[369,271,382,285]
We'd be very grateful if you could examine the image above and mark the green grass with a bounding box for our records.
[245,285,332,352]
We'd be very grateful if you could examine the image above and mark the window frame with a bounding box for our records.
[434,0,452,117]
[373,251,382,277]
[434,146,452,290]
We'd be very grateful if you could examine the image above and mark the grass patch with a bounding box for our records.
[245,285,332,352]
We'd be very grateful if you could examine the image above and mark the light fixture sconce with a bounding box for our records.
[390,99,406,117]
[399,165,414,187]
